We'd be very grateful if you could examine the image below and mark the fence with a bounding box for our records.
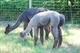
[0,0,80,23]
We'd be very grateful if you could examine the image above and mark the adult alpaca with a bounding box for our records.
[4,8,50,39]
[20,11,65,48]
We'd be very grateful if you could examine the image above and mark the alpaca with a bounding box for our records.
[4,8,50,39]
[20,11,65,48]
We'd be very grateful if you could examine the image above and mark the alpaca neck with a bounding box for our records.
[10,18,21,30]
[24,23,32,34]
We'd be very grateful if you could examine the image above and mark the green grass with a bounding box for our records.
[0,21,80,53]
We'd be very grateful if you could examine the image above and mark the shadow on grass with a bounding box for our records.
[63,29,74,37]
[62,23,80,37]
[62,40,80,53]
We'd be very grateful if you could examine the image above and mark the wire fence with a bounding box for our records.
[32,0,80,24]
[0,0,80,24]
[0,0,29,21]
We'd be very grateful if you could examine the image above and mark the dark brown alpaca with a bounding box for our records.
[4,8,50,39]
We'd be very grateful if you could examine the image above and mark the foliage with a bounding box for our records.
[0,0,29,21]
[32,0,80,23]
[0,0,80,23]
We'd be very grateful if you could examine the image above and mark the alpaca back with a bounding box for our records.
[29,11,60,27]
[20,8,49,21]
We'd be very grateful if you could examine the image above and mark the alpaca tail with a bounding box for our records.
[58,14,65,27]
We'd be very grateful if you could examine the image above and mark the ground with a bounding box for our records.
[0,21,80,53]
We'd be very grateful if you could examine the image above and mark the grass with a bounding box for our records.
[0,21,80,53]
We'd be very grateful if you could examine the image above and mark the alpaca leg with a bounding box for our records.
[24,21,28,30]
[44,26,50,40]
[40,27,44,45]
[30,29,33,37]
[24,21,33,37]
[52,26,59,48]
[58,27,62,48]
[34,27,38,45]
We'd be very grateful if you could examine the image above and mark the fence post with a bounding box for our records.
[29,0,32,8]
[70,4,73,24]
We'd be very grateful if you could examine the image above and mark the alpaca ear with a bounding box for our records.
[20,32,22,34]
[7,24,10,27]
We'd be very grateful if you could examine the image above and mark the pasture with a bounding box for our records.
[0,21,80,53]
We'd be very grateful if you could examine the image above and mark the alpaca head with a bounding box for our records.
[20,31,29,41]
[4,24,11,34]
